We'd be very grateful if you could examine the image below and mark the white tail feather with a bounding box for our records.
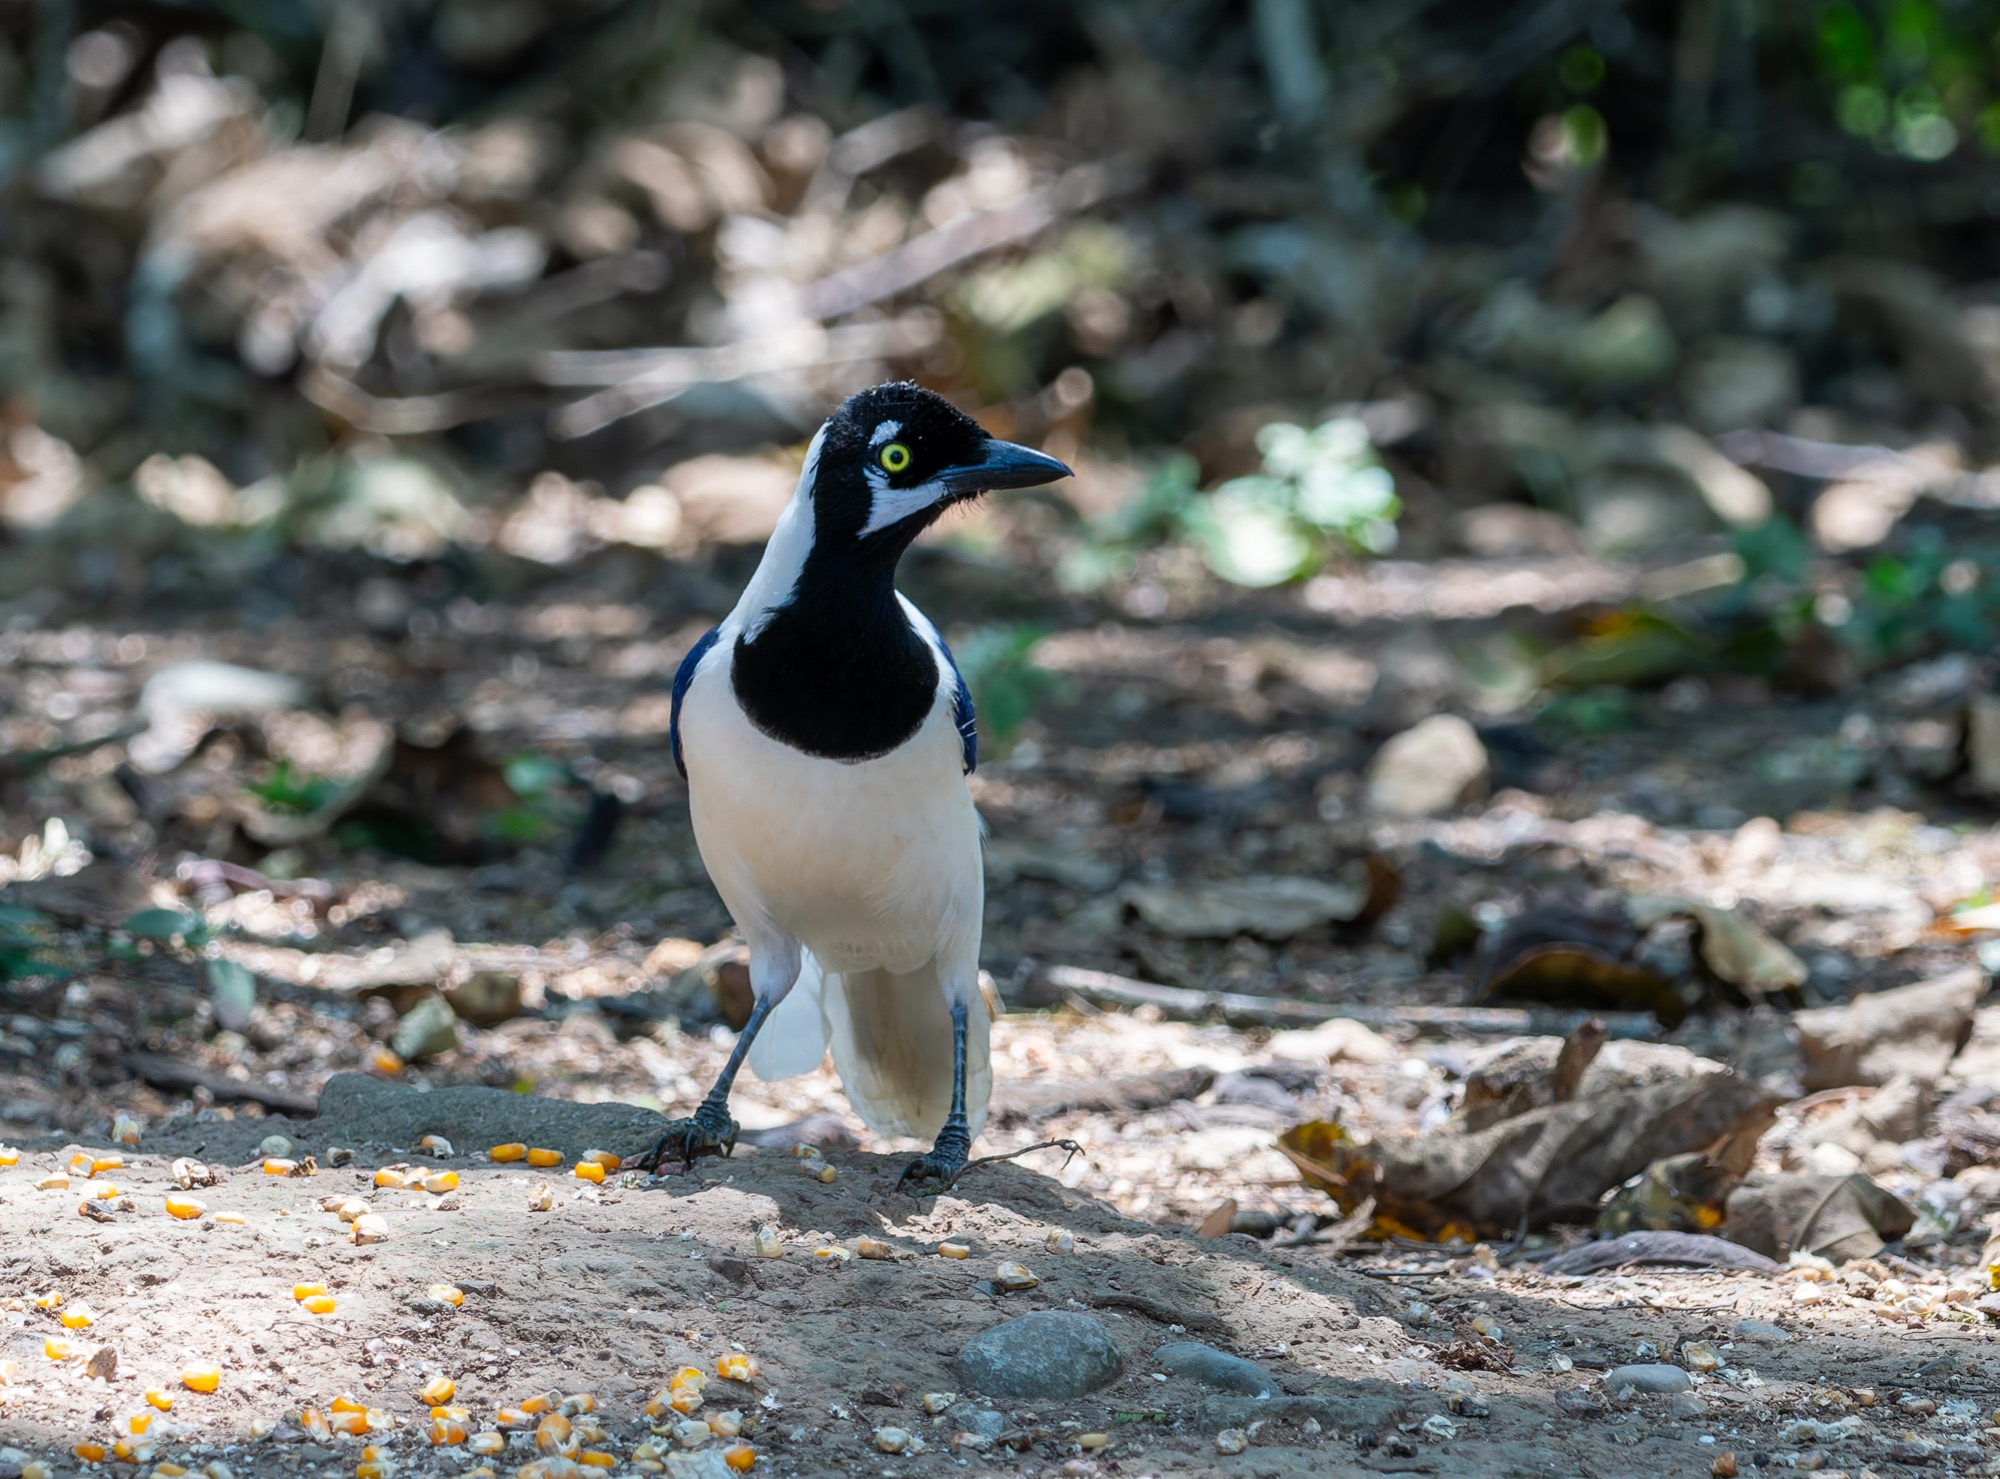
[746,952,830,1081]
[822,962,990,1141]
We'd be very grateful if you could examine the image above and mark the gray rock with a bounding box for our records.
[1731,1318,1790,1343]
[390,992,462,1062]
[1604,1363,1693,1396]
[959,1311,1124,1399]
[1155,1341,1278,1396]
[1363,715,1489,818]
[1668,1392,1707,1419]
[957,1408,1008,1440]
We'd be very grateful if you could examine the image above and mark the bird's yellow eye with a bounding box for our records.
[879,441,911,473]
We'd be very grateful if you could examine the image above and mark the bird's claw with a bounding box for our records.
[895,1123,971,1196]
[642,1102,739,1175]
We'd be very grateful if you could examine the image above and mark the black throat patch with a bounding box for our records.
[730,564,938,762]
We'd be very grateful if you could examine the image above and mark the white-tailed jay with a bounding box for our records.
[646,381,1071,1191]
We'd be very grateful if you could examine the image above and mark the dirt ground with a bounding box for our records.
[1,1043,1996,1479]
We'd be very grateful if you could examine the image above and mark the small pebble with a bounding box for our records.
[993,1261,1037,1291]
[1215,1429,1248,1455]
[258,1135,293,1158]
[874,1426,911,1454]
[1732,1318,1789,1343]
[959,1312,1124,1400]
[856,1238,892,1260]
[1604,1363,1693,1396]
[1044,1230,1075,1254]
[1681,1340,1721,1373]
[753,1225,783,1259]
[938,1242,970,1259]
[1711,1453,1738,1478]
[1420,1414,1458,1441]
[920,1393,955,1414]
[349,1213,389,1244]
[1670,1392,1707,1419]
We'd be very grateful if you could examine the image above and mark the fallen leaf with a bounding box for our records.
[1793,968,1983,1090]
[1540,1231,1783,1276]
[1473,903,1686,1026]
[1723,1172,1915,1262]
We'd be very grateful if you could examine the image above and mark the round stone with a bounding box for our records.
[959,1311,1124,1399]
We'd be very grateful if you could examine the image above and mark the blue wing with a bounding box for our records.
[938,635,977,775]
[669,625,722,779]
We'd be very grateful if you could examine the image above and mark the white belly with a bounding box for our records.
[680,660,982,975]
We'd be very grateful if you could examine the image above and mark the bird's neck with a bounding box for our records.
[730,539,938,762]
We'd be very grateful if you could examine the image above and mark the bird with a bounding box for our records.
[645,381,1071,1192]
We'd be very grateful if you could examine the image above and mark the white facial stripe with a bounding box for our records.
[869,420,902,447]
[859,465,950,536]
[730,424,826,641]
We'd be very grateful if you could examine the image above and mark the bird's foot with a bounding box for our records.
[895,1122,971,1196]
[642,1100,739,1175]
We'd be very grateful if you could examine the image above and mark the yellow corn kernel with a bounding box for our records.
[355,1464,386,1479]
[373,1167,406,1189]
[155,1464,190,1477]
[92,1155,123,1176]
[302,1294,337,1315]
[59,1301,95,1329]
[526,1183,555,1211]
[328,1410,369,1436]
[468,1431,506,1455]
[520,1393,554,1416]
[349,1213,388,1244]
[37,1172,69,1190]
[330,1394,365,1414]
[937,1242,970,1259]
[421,1376,456,1405]
[423,1170,458,1194]
[364,1407,394,1432]
[580,1149,621,1171]
[419,1134,454,1157]
[560,1393,596,1415]
[113,1116,141,1146]
[526,1147,562,1167]
[180,1362,220,1393]
[358,1445,385,1463]
[262,1158,296,1176]
[301,1408,331,1441]
[579,1454,616,1469]
[165,1194,206,1220]
[371,1048,403,1074]
[0,1144,19,1165]
[112,1438,145,1462]
[74,1442,107,1463]
[715,1353,759,1383]
[535,1412,573,1452]
[32,1290,62,1308]
[145,1388,174,1411]
[130,1412,153,1434]
[670,1386,703,1415]
[496,1407,533,1428]
[706,1410,743,1438]
[292,1282,328,1301]
[488,1143,526,1162]
[429,1284,463,1307]
[212,1211,245,1225]
[723,1443,756,1472]
[68,1153,92,1176]
[44,1337,74,1360]
[572,1161,605,1184]
[429,1417,467,1446]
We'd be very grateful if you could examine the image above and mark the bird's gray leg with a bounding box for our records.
[642,937,798,1173]
[896,1001,971,1194]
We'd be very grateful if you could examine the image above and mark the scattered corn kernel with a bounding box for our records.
[113,1116,141,1145]
[38,1173,69,1190]
[579,1454,616,1470]
[489,1143,526,1162]
[1215,1428,1248,1454]
[350,1213,389,1245]
[336,1197,370,1223]
[422,1170,458,1194]
[938,1242,970,1259]
[145,1388,174,1411]
[706,1410,743,1438]
[33,1290,62,1308]
[44,1336,74,1359]
[715,1353,758,1383]
[496,1406,532,1428]
[293,1281,328,1302]
[429,1284,463,1307]
[60,1301,95,1329]
[572,1161,605,1184]
[526,1148,562,1167]
[74,1442,107,1463]
[0,1143,18,1165]
[429,1417,467,1446]
[560,1394,596,1415]
[855,1237,891,1260]
[21,1462,51,1479]
[373,1167,407,1189]
[419,1134,454,1157]
[994,1260,1038,1291]
[113,1438,152,1463]
[921,1392,955,1414]
[1078,1432,1110,1450]
[812,1246,851,1263]
[129,1412,153,1435]
[468,1431,506,1455]
[371,1049,403,1074]
[723,1442,755,1472]
[355,1463,386,1479]
[672,1418,712,1448]
[421,1376,456,1405]
[812,1163,837,1184]
[328,1410,369,1436]
[535,1412,573,1452]
[180,1362,220,1393]
[212,1210,245,1225]
[302,1294,337,1315]
[752,1226,782,1259]
[300,1408,331,1441]
[68,1153,92,1175]
[156,1463,190,1477]
[165,1194,206,1220]
[262,1158,296,1176]
[581,1149,622,1171]
[526,1182,555,1211]
[521,1393,555,1415]
[1045,1229,1076,1254]
[874,1426,911,1453]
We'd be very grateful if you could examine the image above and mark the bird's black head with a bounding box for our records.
[805,382,1071,557]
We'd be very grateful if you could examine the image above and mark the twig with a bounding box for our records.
[942,1136,1086,1191]
[1033,964,1658,1039]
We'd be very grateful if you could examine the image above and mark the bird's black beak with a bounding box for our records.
[936,439,1073,497]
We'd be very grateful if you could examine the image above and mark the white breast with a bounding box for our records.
[678,649,982,976]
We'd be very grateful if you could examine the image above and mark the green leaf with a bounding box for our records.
[123,908,198,942]
[206,957,258,1032]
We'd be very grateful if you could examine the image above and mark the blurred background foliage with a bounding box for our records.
[3,0,2000,755]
